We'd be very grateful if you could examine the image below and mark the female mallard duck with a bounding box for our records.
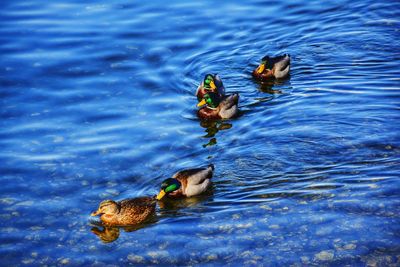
[197,92,239,120]
[91,197,156,226]
[196,74,225,101]
[156,164,214,200]
[252,54,290,80]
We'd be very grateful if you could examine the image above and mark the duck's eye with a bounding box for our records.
[205,78,211,84]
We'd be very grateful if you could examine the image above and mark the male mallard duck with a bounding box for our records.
[197,92,239,120]
[156,165,214,200]
[91,197,156,226]
[252,54,290,80]
[196,74,225,101]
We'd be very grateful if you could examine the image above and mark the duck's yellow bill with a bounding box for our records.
[91,210,100,216]
[156,190,166,200]
[197,99,207,107]
[209,80,217,90]
[257,63,265,74]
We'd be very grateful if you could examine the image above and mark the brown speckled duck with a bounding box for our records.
[156,165,214,200]
[252,54,290,80]
[196,74,225,101]
[91,197,156,226]
[197,92,239,120]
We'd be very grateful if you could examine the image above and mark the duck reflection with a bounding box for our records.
[91,224,120,243]
[157,189,214,211]
[255,80,284,94]
[157,193,214,222]
[90,216,157,243]
[199,120,232,148]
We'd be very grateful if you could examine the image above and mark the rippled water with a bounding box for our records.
[1,0,400,265]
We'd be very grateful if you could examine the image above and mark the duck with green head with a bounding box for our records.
[196,74,225,101]
[156,165,214,200]
[253,54,291,81]
[197,91,239,120]
[91,197,156,226]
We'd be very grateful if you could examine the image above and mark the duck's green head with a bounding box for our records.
[203,74,217,91]
[255,56,269,74]
[156,178,181,200]
[197,92,220,109]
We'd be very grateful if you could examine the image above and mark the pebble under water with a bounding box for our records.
[1,0,400,266]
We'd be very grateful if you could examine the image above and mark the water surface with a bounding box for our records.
[1,0,400,265]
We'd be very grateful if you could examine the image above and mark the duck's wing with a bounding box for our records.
[184,179,211,197]
[173,164,214,185]
[272,54,290,78]
[118,198,155,224]
[219,94,239,119]
[274,64,290,79]
[221,94,239,109]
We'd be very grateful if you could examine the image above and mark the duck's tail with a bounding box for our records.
[208,164,215,171]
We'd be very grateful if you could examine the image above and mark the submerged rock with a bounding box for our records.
[343,243,357,250]
[127,254,144,263]
[315,250,334,261]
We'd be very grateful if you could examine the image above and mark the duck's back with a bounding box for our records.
[117,197,155,225]
[172,165,214,197]
[173,166,214,182]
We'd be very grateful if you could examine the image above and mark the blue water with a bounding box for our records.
[1,0,400,265]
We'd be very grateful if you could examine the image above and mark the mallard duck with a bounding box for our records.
[196,74,225,101]
[156,164,214,200]
[252,54,290,80]
[197,92,239,120]
[91,197,156,226]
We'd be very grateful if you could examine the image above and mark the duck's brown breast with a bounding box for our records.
[196,87,208,101]
[197,107,221,120]
[100,214,120,226]
[252,69,275,80]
